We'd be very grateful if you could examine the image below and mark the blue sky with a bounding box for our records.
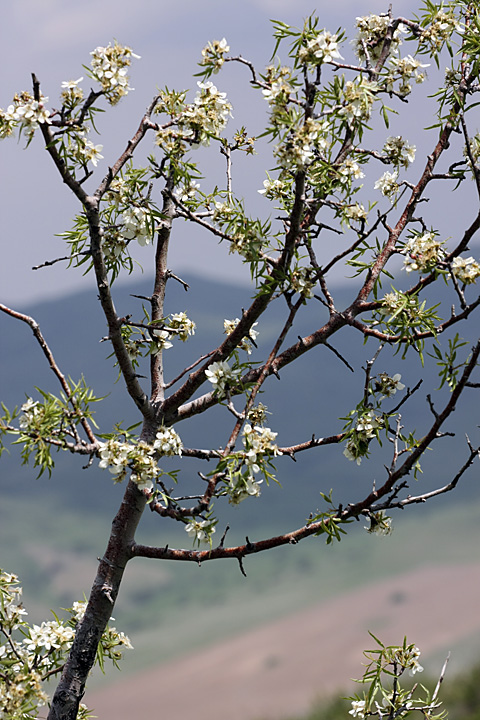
[2,0,471,307]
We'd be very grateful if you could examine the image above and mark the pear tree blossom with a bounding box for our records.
[1,5,480,719]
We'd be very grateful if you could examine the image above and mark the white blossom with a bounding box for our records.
[89,42,140,105]
[153,427,183,456]
[340,79,378,124]
[374,170,399,199]
[354,14,405,61]
[205,360,241,396]
[343,410,383,465]
[180,81,232,147]
[344,203,368,223]
[452,255,480,284]
[349,699,366,718]
[298,31,343,65]
[403,231,445,274]
[339,159,365,181]
[174,180,201,202]
[258,176,288,199]
[383,136,416,168]
[395,645,424,675]
[387,55,429,96]
[261,64,296,124]
[169,312,196,341]
[374,372,405,399]
[18,397,40,430]
[24,621,74,653]
[224,318,258,354]
[120,205,153,246]
[365,510,393,536]
[201,37,230,73]
[98,440,130,481]
[185,519,216,544]
[3,91,51,140]
[61,78,83,90]
[290,266,315,298]
[421,11,461,51]
[356,410,382,437]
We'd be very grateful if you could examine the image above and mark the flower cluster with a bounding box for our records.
[185,518,216,545]
[179,81,232,147]
[89,42,140,105]
[275,131,315,170]
[354,14,404,62]
[387,55,429,97]
[394,644,424,675]
[174,179,201,203]
[262,65,295,108]
[348,638,432,720]
[373,372,405,399]
[24,620,75,654]
[247,403,269,427]
[258,175,289,200]
[421,10,461,52]
[169,312,196,341]
[339,159,365,182]
[349,699,366,718]
[60,77,84,105]
[205,360,242,396]
[365,510,393,536]
[128,441,161,491]
[153,426,183,456]
[243,424,281,475]
[226,423,281,505]
[452,255,480,285]
[224,318,259,354]
[403,231,445,274]
[0,570,132,720]
[340,78,378,125]
[290,266,315,298]
[98,429,183,491]
[98,440,148,489]
[72,131,104,168]
[0,91,50,141]
[465,132,480,170]
[343,410,383,465]
[274,118,328,170]
[149,328,173,354]
[200,37,230,74]
[234,230,265,262]
[383,135,416,168]
[376,290,440,354]
[120,205,153,246]
[298,31,343,65]
[18,397,41,430]
[374,170,399,200]
[344,202,368,224]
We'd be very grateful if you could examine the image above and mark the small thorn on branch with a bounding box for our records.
[219,525,230,548]
[131,293,152,301]
[427,394,439,419]
[167,270,190,290]
[237,556,247,577]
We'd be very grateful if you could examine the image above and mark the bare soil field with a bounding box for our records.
[87,561,480,720]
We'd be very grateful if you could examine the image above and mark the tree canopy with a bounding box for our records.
[1,2,480,719]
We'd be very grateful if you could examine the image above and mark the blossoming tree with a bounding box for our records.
[1,2,480,718]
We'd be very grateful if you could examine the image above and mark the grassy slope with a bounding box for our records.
[1,274,479,697]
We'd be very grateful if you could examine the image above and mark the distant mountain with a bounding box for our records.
[1,271,479,657]
[1,272,478,527]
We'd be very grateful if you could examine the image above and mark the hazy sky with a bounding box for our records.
[1,0,472,307]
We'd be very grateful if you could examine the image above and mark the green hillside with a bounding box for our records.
[1,274,479,677]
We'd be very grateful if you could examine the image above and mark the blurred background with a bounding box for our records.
[2,2,480,719]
